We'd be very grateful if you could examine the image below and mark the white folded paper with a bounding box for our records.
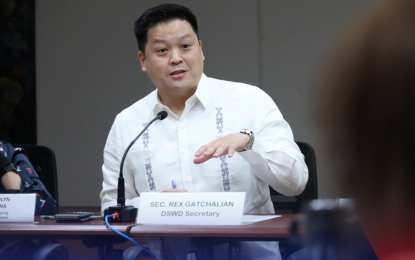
[0,193,36,223]
[137,192,246,225]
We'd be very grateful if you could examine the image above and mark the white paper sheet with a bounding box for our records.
[242,215,281,223]
[137,192,246,225]
[0,194,35,223]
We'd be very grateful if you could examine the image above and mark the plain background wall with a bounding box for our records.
[36,0,380,207]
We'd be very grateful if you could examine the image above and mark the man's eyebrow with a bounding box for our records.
[153,38,167,43]
[152,34,192,43]
[178,34,192,40]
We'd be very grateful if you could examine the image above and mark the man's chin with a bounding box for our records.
[169,84,197,95]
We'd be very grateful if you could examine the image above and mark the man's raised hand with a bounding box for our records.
[193,133,249,164]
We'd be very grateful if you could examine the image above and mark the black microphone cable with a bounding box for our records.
[117,111,168,207]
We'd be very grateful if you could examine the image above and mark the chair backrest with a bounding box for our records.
[270,141,318,213]
[13,144,59,212]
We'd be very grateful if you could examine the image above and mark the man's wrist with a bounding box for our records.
[239,129,255,152]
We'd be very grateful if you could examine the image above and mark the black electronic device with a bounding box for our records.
[56,217,92,223]
[104,111,168,222]
[55,213,93,219]
[55,212,93,223]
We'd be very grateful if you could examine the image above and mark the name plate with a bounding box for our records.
[136,192,245,225]
[0,194,36,223]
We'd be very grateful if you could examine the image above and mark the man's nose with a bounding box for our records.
[170,49,183,65]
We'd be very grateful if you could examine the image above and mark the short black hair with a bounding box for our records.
[134,4,199,54]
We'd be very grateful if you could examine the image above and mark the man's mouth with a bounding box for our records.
[170,69,187,75]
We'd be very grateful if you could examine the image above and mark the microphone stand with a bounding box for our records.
[104,111,168,222]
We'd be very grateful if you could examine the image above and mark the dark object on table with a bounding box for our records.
[288,200,378,260]
[55,212,93,223]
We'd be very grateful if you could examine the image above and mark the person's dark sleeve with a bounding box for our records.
[1,141,57,215]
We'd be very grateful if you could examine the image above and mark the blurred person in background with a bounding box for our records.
[318,0,415,259]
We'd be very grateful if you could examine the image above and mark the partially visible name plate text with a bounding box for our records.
[0,194,36,223]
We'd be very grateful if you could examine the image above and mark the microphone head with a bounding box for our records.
[157,111,168,120]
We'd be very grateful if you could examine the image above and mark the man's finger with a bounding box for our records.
[213,145,226,158]
[203,145,218,157]
[227,146,236,158]
[195,145,208,156]
[193,154,210,164]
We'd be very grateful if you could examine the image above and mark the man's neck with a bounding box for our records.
[158,90,196,118]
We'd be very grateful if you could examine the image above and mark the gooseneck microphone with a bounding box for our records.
[105,111,168,222]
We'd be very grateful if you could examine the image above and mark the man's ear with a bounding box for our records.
[138,51,147,72]
[199,40,205,61]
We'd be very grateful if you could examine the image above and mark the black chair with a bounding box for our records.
[0,240,70,260]
[270,141,318,214]
[268,141,318,259]
[13,144,60,212]
[32,243,70,260]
